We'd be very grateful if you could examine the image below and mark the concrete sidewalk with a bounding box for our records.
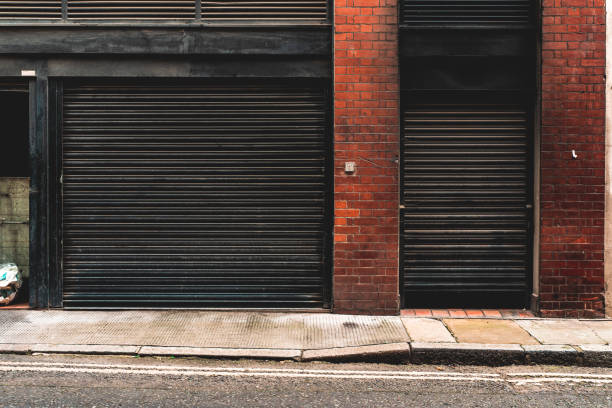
[0,310,610,366]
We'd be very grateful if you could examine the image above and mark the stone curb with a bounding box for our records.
[410,342,525,366]
[139,346,301,360]
[0,342,609,366]
[301,342,411,363]
[522,345,581,365]
[0,343,141,355]
[576,344,612,366]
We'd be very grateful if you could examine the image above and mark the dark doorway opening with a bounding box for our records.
[0,84,30,306]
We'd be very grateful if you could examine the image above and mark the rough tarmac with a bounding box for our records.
[0,353,609,407]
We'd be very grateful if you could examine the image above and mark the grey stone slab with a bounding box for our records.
[578,344,612,352]
[522,344,576,353]
[581,321,612,344]
[30,344,139,355]
[410,342,525,365]
[139,346,301,360]
[301,342,411,362]
[516,319,607,345]
[401,318,455,343]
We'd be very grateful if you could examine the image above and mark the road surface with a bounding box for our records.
[0,354,609,407]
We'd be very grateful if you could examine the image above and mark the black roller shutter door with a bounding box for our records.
[61,81,330,308]
[401,95,531,308]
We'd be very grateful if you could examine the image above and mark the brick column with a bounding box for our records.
[333,0,400,314]
[540,0,606,317]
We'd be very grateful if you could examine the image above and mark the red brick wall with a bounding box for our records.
[540,0,606,317]
[332,0,400,314]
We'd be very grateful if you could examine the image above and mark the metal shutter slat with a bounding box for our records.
[62,82,330,309]
[400,0,532,26]
[0,0,61,18]
[67,1,196,19]
[202,0,327,20]
[402,100,530,308]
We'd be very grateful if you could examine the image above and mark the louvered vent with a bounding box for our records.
[61,81,330,308]
[401,0,532,26]
[402,100,530,308]
[202,0,327,21]
[0,0,61,19]
[67,1,196,19]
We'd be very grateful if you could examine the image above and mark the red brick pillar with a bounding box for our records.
[540,0,606,317]
[333,0,400,314]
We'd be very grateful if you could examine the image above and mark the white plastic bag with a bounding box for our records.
[0,263,21,305]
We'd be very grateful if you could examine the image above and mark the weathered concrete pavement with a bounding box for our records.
[0,310,610,366]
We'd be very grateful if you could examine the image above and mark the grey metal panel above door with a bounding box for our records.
[61,81,331,308]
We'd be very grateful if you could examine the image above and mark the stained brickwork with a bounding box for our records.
[540,0,606,317]
[333,0,400,314]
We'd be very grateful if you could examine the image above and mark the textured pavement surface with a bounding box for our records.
[0,310,611,365]
[0,310,408,349]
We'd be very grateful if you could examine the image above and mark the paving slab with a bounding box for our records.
[516,320,607,345]
[577,344,612,352]
[443,319,538,344]
[580,321,612,343]
[301,342,411,362]
[400,318,455,343]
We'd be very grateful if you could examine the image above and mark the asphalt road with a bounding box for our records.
[0,354,609,407]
